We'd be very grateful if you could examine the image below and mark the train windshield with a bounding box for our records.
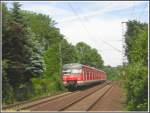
[62,63,82,75]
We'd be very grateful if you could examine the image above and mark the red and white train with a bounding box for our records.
[62,63,107,88]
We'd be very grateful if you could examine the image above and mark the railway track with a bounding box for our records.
[61,84,112,111]
[2,81,111,111]
[2,91,75,111]
[29,81,111,111]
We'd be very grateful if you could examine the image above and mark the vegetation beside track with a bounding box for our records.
[104,21,148,111]
[2,2,104,105]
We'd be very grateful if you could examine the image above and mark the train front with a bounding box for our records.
[62,63,83,89]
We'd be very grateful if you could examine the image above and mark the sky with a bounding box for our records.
[5,1,149,67]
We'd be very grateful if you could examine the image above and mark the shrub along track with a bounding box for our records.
[2,81,111,111]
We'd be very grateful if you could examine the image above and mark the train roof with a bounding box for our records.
[63,63,105,73]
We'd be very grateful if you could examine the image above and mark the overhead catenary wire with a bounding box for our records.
[76,2,122,53]
[138,2,148,21]
[67,2,122,53]
[79,4,123,53]
[67,2,105,55]
[130,1,135,20]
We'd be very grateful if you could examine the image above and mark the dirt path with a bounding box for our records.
[90,82,125,111]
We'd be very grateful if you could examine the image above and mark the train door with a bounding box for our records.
[92,71,94,80]
[87,70,89,80]
[102,72,104,80]
[83,67,87,81]
[99,71,100,80]
[82,67,85,81]
[100,72,102,80]
[90,69,92,80]
[94,71,96,80]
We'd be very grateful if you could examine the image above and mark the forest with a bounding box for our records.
[2,2,148,111]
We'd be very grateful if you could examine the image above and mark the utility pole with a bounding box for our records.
[121,22,128,65]
[59,42,62,77]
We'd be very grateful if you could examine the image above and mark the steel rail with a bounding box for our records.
[59,81,111,111]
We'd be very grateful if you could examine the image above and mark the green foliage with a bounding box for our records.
[75,42,104,69]
[2,2,44,103]
[15,82,34,101]
[43,44,65,90]
[125,20,148,65]
[23,11,63,49]
[123,63,148,111]
[123,20,148,111]
[2,59,14,104]
[61,39,78,65]
[103,66,123,81]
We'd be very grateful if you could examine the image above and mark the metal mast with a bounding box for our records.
[121,22,128,65]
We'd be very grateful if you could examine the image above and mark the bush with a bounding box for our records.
[123,63,148,111]
[15,82,34,101]
[2,60,14,104]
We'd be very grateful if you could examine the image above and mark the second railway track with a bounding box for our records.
[61,83,112,111]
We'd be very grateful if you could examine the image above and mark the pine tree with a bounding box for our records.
[2,2,44,101]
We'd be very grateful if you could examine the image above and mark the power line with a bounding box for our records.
[130,1,135,20]
[138,3,147,21]
[67,2,122,53]
[67,2,107,54]
[75,2,122,53]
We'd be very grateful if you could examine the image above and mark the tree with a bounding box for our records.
[61,39,77,65]
[2,2,44,102]
[75,42,103,69]
[125,20,148,65]
[123,20,148,111]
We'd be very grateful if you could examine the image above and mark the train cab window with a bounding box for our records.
[72,69,82,74]
[62,69,71,74]
[62,63,83,75]
[62,68,82,75]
